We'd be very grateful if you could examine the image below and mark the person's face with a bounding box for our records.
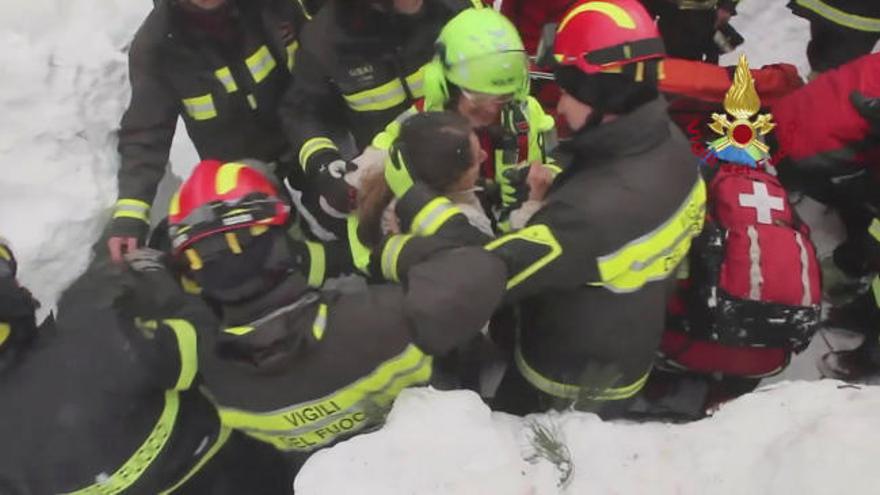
[393,0,424,14]
[556,89,593,132]
[450,132,487,192]
[183,0,227,11]
[456,90,513,129]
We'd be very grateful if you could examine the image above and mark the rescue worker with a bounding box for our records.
[390,0,706,417]
[0,246,291,493]
[788,0,880,76]
[108,0,314,263]
[164,154,505,464]
[368,7,558,233]
[279,0,481,240]
[641,0,741,63]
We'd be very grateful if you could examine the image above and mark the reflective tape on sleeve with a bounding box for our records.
[380,234,413,282]
[410,197,462,236]
[343,66,426,112]
[246,45,278,83]
[312,303,328,341]
[182,93,218,121]
[214,66,238,93]
[794,0,880,32]
[304,241,326,288]
[113,198,151,222]
[299,137,339,170]
[162,319,199,391]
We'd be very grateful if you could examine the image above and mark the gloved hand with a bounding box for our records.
[851,91,880,130]
[124,247,166,272]
[384,146,415,198]
[313,158,358,218]
[123,247,185,316]
[107,217,149,264]
[499,163,531,211]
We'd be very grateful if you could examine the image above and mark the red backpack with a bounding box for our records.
[661,163,822,377]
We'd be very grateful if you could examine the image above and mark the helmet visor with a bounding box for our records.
[446,51,528,96]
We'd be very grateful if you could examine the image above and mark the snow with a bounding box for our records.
[297,383,880,495]
[0,0,877,493]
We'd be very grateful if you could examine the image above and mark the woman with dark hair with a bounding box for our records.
[357,111,490,249]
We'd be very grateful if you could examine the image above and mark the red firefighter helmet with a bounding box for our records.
[167,159,290,255]
[538,0,664,75]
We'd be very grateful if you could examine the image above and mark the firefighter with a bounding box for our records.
[164,156,505,464]
[788,0,880,76]
[107,0,315,263]
[385,0,706,417]
[279,0,481,241]
[642,0,741,63]
[0,246,291,493]
[367,7,558,234]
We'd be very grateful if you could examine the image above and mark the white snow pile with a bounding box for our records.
[297,382,880,495]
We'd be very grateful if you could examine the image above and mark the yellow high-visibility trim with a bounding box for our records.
[180,275,202,295]
[594,178,706,293]
[872,275,880,309]
[286,41,299,72]
[113,198,151,222]
[224,325,255,336]
[380,234,413,282]
[246,45,277,83]
[185,249,203,271]
[486,225,563,290]
[304,241,326,288]
[215,163,246,195]
[515,344,650,401]
[162,319,198,391]
[312,303,328,341]
[869,218,880,244]
[0,323,10,347]
[343,65,426,112]
[169,191,181,217]
[0,245,10,262]
[251,225,270,237]
[794,0,880,32]
[298,137,339,170]
[559,2,637,32]
[225,232,243,254]
[182,93,217,121]
[63,391,180,495]
[217,344,432,452]
[214,66,238,93]
[158,426,232,495]
[247,94,258,110]
[411,197,461,236]
[347,216,372,274]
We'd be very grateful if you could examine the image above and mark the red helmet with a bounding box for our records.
[167,159,290,255]
[538,0,664,75]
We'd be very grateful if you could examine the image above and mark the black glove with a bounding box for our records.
[500,164,531,212]
[851,91,880,131]
[123,248,186,317]
[109,216,150,241]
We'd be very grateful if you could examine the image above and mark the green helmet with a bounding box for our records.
[432,8,528,99]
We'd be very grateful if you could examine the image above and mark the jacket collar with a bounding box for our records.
[220,273,310,327]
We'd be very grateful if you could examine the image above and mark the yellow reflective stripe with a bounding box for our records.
[312,303,328,341]
[225,232,243,254]
[163,319,198,391]
[217,345,432,452]
[63,391,180,495]
[869,218,880,244]
[0,323,10,347]
[185,249,203,271]
[304,241,326,288]
[158,426,232,495]
[794,0,880,32]
[299,137,339,170]
[215,162,245,194]
[247,94,258,110]
[514,344,650,401]
[295,0,313,20]
[371,106,418,150]
[0,245,11,262]
[347,216,372,274]
[595,178,706,293]
[113,198,151,222]
[559,1,637,32]
[182,93,217,121]
[246,45,277,83]
[411,197,461,236]
[180,275,202,295]
[486,224,563,290]
[225,326,255,336]
[214,66,238,93]
[380,234,413,282]
[286,40,299,72]
[343,66,426,112]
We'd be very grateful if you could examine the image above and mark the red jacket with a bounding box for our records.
[497,0,571,54]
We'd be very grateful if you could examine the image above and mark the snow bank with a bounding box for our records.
[297,382,880,495]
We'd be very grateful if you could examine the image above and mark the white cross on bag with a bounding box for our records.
[738,181,785,224]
